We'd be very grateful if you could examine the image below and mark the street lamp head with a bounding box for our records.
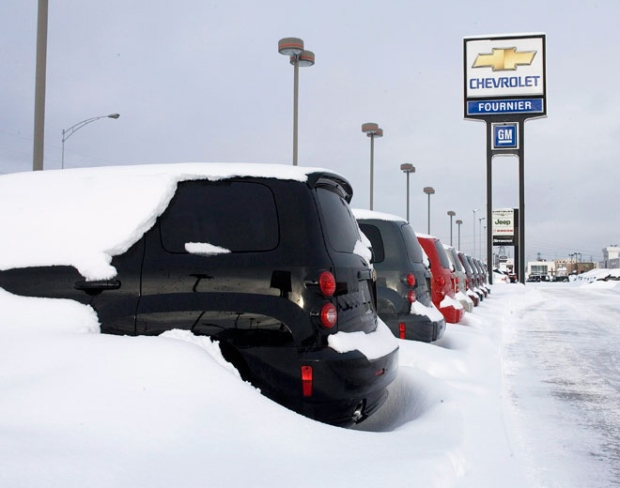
[448,210,456,217]
[108,113,120,119]
[423,186,435,195]
[456,219,463,225]
[278,37,304,56]
[400,163,415,173]
[362,122,383,137]
[291,50,315,67]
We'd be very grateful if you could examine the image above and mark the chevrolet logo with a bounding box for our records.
[473,47,536,71]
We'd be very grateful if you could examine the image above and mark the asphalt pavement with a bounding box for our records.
[502,283,620,488]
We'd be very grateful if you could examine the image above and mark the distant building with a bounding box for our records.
[527,260,555,278]
[527,258,595,277]
[571,262,596,274]
[601,245,620,269]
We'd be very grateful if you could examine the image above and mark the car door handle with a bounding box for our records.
[74,279,121,291]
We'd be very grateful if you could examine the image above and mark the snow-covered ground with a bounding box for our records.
[1,270,619,487]
[1,165,619,486]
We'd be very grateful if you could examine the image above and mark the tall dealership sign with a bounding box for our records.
[464,33,546,283]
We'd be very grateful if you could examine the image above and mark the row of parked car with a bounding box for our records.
[354,209,491,344]
[0,163,490,428]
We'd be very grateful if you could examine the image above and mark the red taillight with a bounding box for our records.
[407,290,416,303]
[406,273,416,287]
[301,365,313,397]
[320,303,337,328]
[399,322,406,339]
[319,271,336,297]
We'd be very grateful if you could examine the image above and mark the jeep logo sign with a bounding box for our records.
[492,208,516,246]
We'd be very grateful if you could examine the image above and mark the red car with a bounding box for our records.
[417,234,465,324]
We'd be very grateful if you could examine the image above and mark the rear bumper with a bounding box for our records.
[458,297,474,313]
[299,346,399,426]
[240,342,399,427]
[383,314,446,343]
[439,304,464,324]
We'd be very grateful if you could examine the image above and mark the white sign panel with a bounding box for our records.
[492,208,515,245]
[465,35,545,99]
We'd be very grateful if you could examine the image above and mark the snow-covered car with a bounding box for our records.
[354,209,446,343]
[493,269,509,283]
[417,234,464,324]
[463,254,487,299]
[457,251,483,305]
[473,258,491,295]
[443,244,474,313]
[0,163,399,427]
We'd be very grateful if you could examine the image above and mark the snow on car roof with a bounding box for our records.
[415,232,438,240]
[0,162,341,280]
[352,208,407,222]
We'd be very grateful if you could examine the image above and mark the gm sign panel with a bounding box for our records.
[465,35,545,99]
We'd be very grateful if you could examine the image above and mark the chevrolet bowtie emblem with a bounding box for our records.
[473,47,536,71]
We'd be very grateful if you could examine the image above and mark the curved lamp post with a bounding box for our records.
[456,219,463,250]
[362,122,383,210]
[423,186,435,234]
[400,163,415,221]
[61,113,120,169]
[278,37,315,166]
[479,216,486,260]
[447,210,456,246]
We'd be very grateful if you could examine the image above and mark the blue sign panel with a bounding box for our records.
[467,98,544,116]
[493,123,518,149]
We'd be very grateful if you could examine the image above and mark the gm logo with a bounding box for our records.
[473,47,536,71]
[492,123,519,150]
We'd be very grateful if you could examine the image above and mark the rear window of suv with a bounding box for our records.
[434,240,452,269]
[316,187,360,253]
[160,180,279,253]
[400,224,424,263]
[358,223,385,263]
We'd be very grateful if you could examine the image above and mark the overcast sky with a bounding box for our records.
[1,0,619,263]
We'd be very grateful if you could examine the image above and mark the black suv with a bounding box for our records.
[354,209,446,343]
[0,163,398,426]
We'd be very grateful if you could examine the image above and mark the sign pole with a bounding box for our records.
[486,122,493,283]
[518,120,526,283]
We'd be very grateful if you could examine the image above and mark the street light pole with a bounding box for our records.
[278,37,315,166]
[472,208,479,257]
[423,186,435,234]
[400,163,415,221]
[456,219,463,250]
[479,217,486,260]
[32,0,49,171]
[61,113,120,169]
[447,211,456,246]
[362,123,383,210]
